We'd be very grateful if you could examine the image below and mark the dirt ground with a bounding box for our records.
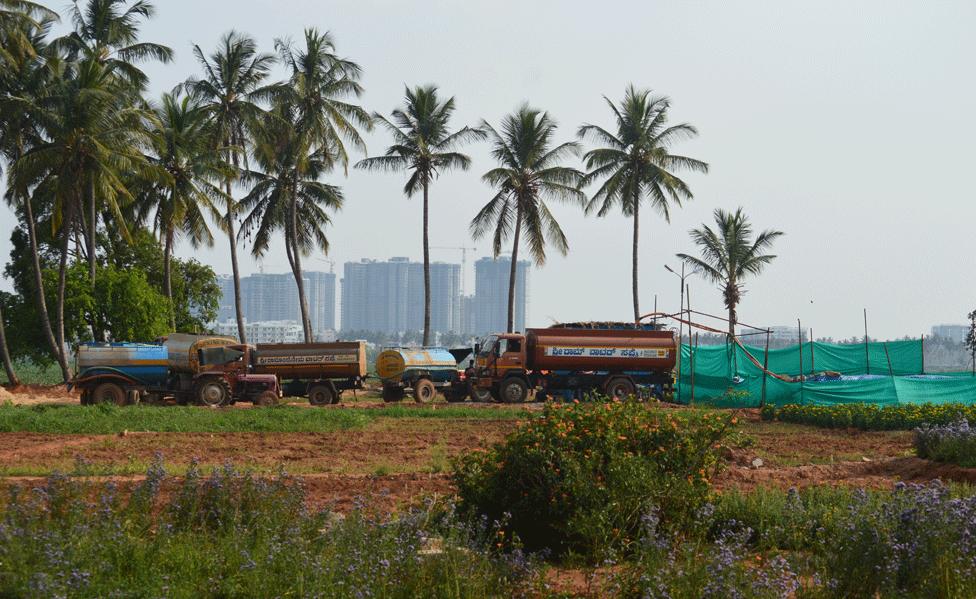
[2,385,973,512]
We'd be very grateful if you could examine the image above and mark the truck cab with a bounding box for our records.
[472,333,531,402]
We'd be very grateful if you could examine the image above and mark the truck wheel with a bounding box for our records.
[444,388,466,403]
[254,390,279,407]
[413,379,436,403]
[468,383,492,403]
[382,385,405,403]
[79,389,92,405]
[308,384,336,406]
[605,377,637,400]
[500,378,528,403]
[91,382,127,406]
[195,379,230,407]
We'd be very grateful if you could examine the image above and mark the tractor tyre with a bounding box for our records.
[195,378,231,407]
[413,379,436,403]
[254,390,279,407]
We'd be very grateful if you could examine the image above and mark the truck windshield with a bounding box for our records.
[477,336,497,357]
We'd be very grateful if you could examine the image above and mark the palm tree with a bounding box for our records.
[0,0,58,60]
[186,31,277,343]
[275,28,371,173]
[0,300,17,386]
[238,105,343,342]
[357,85,483,345]
[0,11,70,380]
[53,0,172,290]
[12,56,161,345]
[578,86,708,322]
[677,207,784,338]
[471,105,586,332]
[53,0,172,90]
[139,92,226,330]
[269,28,368,342]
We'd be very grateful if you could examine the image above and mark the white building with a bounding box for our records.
[214,320,304,344]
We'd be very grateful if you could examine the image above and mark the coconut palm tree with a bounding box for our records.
[12,56,161,345]
[53,0,172,90]
[52,0,172,290]
[186,31,277,343]
[0,300,16,386]
[268,28,368,342]
[357,85,483,345]
[677,207,784,338]
[0,0,57,60]
[578,85,708,322]
[238,104,343,342]
[471,105,586,332]
[275,28,370,173]
[0,12,70,379]
[139,92,226,330]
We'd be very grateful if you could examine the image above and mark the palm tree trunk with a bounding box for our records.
[87,178,96,287]
[20,183,68,381]
[507,203,523,333]
[422,181,431,346]
[224,180,247,344]
[85,179,104,342]
[55,213,72,382]
[632,195,640,323]
[289,195,313,343]
[0,301,19,387]
[163,227,175,331]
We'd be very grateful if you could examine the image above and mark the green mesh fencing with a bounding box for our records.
[675,340,976,407]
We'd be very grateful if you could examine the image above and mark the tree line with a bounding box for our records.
[0,0,783,385]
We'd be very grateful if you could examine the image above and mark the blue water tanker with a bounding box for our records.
[76,342,169,386]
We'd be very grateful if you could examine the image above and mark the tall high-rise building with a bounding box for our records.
[340,258,461,334]
[215,271,336,336]
[469,257,530,335]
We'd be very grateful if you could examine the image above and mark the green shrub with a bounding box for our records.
[764,403,976,431]
[0,460,537,598]
[452,400,735,561]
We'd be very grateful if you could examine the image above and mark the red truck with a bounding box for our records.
[466,323,676,402]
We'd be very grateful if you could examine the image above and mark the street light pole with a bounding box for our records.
[665,263,688,403]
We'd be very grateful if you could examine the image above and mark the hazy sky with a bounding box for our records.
[2,0,974,340]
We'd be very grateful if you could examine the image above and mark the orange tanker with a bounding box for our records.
[467,323,676,403]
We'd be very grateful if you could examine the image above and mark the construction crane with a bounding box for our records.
[311,257,336,274]
[430,246,477,296]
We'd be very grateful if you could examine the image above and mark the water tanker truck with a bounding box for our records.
[375,347,471,403]
[253,342,367,404]
[467,323,676,402]
[73,334,279,406]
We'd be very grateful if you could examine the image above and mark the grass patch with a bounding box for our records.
[0,402,532,434]
[0,403,372,434]
[371,404,532,420]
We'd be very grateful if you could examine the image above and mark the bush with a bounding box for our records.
[0,459,537,598]
[817,481,976,598]
[763,403,976,431]
[452,400,735,561]
[915,419,976,467]
[614,514,799,599]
